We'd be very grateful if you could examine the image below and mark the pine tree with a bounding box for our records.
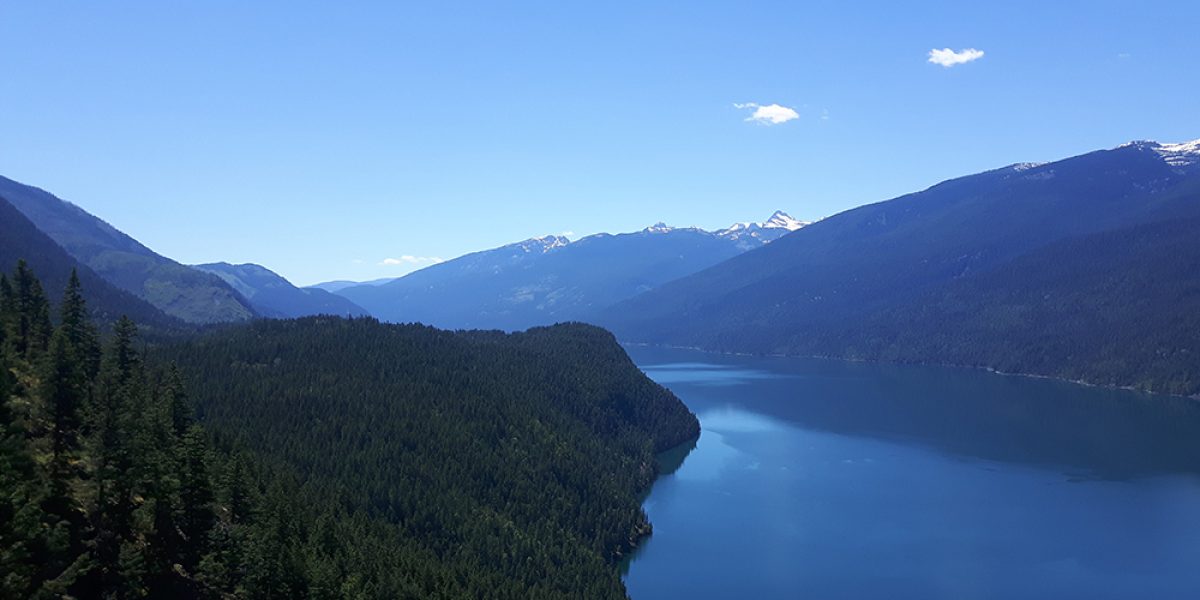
[178,424,215,572]
[87,316,145,595]
[41,330,89,471]
[0,347,40,597]
[132,366,184,598]
[37,330,91,588]
[59,270,102,379]
[162,363,192,439]
[11,260,52,362]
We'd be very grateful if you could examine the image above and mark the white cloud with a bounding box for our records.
[734,102,800,125]
[379,255,444,266]
[927,47,984,67]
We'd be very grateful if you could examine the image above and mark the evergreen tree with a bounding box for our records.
[162,363,192,439]
[178,424,215,571]
[0,347,41,598]
[59,270,102,379]
[37,329,92,589]
[11,260,52,362]
[0,274,15,358]
[87,316,145,595]
[41,329,89,470]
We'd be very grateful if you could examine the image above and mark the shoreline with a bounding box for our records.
[617,434,701,577]
[620,340,1200,401]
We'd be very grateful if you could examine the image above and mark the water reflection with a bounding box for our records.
[623,347,1200,599]
[636,349,1200,481]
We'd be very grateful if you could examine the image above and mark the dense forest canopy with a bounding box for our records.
[1,261,699,599]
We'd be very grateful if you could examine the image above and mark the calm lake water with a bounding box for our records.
[622,346,1200,600]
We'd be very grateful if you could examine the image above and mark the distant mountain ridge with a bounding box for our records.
[599,138,1200,395]
[334,211,807,330]
[0,195,179,331]
[193,262,369,318]
[0,175,258,324]
[308,277,399,293]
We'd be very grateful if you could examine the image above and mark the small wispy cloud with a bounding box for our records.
[927,47,984,67]
[379,255,444,266]
[734,102,800,125]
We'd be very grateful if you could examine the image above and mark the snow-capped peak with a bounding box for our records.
[763,210,808,231]
[644,222,675,233]
[715,211,810,249]
[1120,138,1200,170]
[718,211,809,234]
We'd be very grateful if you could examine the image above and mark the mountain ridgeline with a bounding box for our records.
[193,262,369,319]
[334,211,807,331]
[0,196,180,332]
[601,140,1200,395]
[0,176,257,324]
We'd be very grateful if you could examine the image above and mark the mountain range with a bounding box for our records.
[599,139,1200,395]
[331,211,808,330]
[0,175,377,323]
[4,139,1198,394]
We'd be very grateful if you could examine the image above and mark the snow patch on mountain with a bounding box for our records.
[716,210,811,249]
[1120,138,1200,171]
[1154,139,1200,168]
[514,235,571,253]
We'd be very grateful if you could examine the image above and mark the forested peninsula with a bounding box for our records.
[1,261,698,599]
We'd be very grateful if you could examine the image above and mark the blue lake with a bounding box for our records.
[622,346,1200,599]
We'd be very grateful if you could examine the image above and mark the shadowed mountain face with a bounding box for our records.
[0,175,258,324]
[193,262,369,318]
[0,195,179,330]
[600,140,1200,395]
[334,212,807,331]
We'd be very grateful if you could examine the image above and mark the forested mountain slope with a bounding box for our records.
[0,197,178,331]
[193,262,368,318]
[844,214,1200,395]
[0,175,257,324]
[601,140,1200,395]
[160,318,699,598]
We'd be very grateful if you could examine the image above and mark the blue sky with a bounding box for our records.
[2,1,1197,285]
